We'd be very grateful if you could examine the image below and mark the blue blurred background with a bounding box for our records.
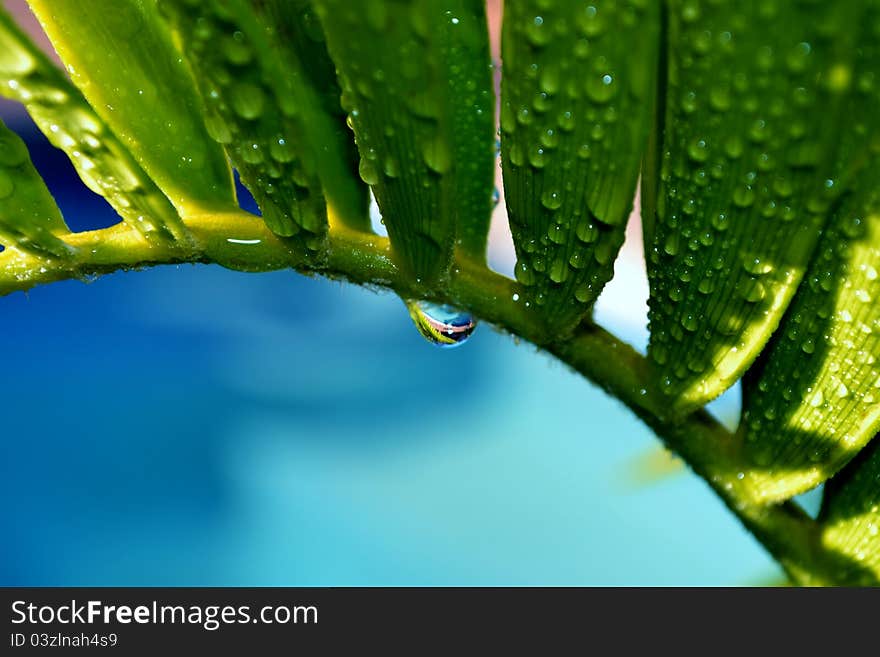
[1,1,784,585]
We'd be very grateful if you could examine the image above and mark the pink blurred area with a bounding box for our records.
[4,0,60,64]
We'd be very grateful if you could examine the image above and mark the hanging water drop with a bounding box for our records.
[406,300,477,348]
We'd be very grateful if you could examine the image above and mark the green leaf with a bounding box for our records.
[819,438,880,585]
[646,1,860,415]
[501,0,659,335]
[436,0,495,263]
[0,7,188,245]
[0,117,73,258]
[736,1,880,503]
[313,0,495,285]
[159,0,318,239]
[250,0,371,235]
[161,0,370,241]
[738,171,880,502]
[27,0,236,218]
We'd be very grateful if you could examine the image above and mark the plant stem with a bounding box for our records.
[0,210,852,585]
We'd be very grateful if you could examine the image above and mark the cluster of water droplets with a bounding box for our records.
[320,0,470,277]
[161,2,325,247]
[500,2,651,327]
[646,2,855,404]
[737,202,880,495]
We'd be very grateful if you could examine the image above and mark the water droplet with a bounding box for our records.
[676,88,700,115]
[240,142,264,164]
[681,314,699,332]
[358,159,379,185]
[547,223,566,244]
[406,301,476,348]
[574,283,592,303]
[556,110,575,132]
[742,279,766,303]
[229,82,265,120]
[577,5,604,37]
[575,217,598,243]
[723,136,744,159]
[569,251,586,269]
[786,41,812,73]
[711,212,729,231]
[422,135,451,174]
[586,73,616,103]
[541,189,562,210]
[709,85,731,111]
[383,155,399,178]
[539,65,560,94]
[549,258,569,283]
[533,92,551,113]
[733,185,755,208]
[515,260,536,285]
[223,31,253,65]
[528,146,547,168]
[743,256,773,275]
[540,128,558,149]
[525,15,551,46]
[687,138,709,163]
[697,278,715,294]
[748,119,769,143]
[841,215,865,239]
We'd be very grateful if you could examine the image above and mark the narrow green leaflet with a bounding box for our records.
[436,0,494,262]
[161,0,370,240]
[501,0,658,334]
[160,0,317,239]
[313,0,495,284]
[737,1,880,503]
[738,169,880,502]
[27,0,236,218]
[0,118,73,258]
[819,438,880,585]
[249,0,370,234]
[0,7,187,244]
[646,1,858,415]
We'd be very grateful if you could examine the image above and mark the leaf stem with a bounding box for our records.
[0,210,855,585]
